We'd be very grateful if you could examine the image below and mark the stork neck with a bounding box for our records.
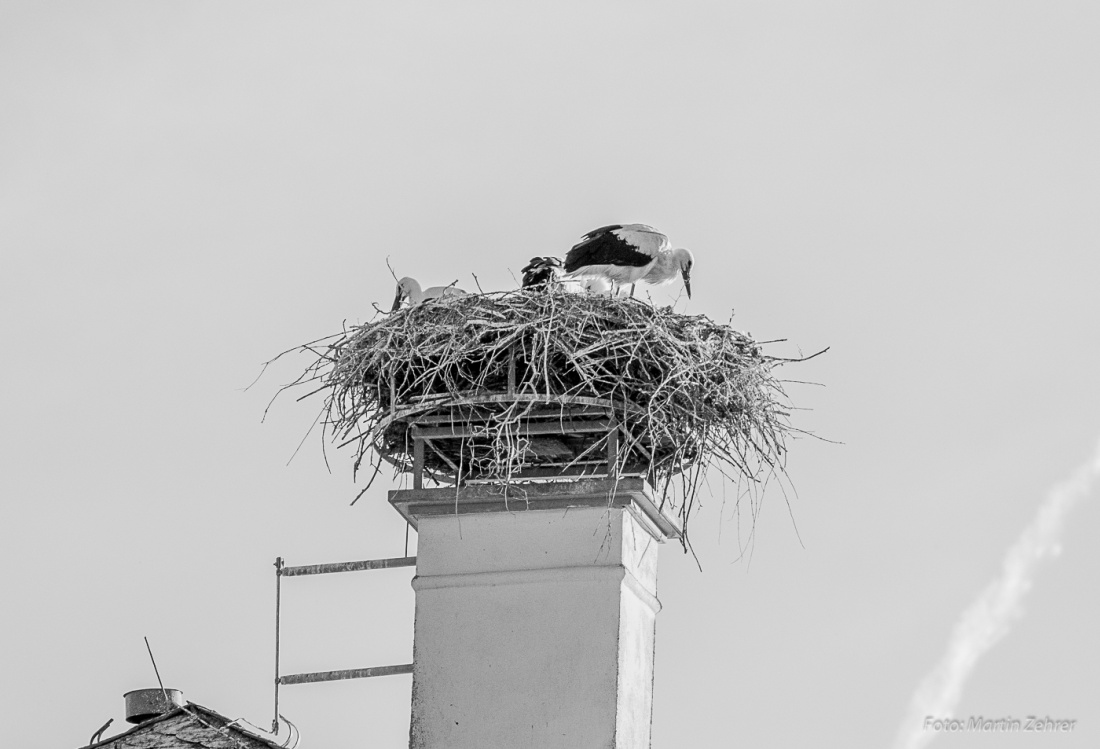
[649,249,677,281]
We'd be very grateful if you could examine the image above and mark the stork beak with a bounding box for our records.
[682,269,692,299]
[391,288,404,312]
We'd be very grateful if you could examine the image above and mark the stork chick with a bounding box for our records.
[391,277,467,311]
[521,257,564,289]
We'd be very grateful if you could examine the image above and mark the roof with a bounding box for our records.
[81,704,287,749]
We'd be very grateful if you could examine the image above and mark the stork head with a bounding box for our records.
[674,248,694,298]
[392,277,417,311]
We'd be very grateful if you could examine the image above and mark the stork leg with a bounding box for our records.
[629,283,636,298]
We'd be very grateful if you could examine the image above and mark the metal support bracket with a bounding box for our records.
[272,555,416,732]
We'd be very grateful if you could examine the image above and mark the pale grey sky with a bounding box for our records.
[2,2,1098,747]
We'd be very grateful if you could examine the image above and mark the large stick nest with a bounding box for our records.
[287,289,809,541]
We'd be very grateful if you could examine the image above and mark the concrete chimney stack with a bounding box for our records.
[391,477,679,749]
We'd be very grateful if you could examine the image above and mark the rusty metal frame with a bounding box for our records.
[272,555,416,733]
[402,406,634,487]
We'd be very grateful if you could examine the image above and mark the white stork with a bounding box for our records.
[391,277,467,311]
[564,224,694,298]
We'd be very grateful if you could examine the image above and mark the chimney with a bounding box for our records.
[391,477,679,749]
[123,688,184,724]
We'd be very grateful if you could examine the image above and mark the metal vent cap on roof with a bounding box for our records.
[123,688,184,724]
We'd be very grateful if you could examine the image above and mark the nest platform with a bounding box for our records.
[283,288,800,536]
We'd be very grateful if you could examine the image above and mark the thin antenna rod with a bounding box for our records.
[143,637,169,704]
[273,557,284,735]
[404,523,410,557]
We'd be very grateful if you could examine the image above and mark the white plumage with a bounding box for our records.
[391,277,467,310]
[581,277,613,295]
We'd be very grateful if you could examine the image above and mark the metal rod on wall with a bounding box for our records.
[272,557,283,734]
[279,664,414,685]
[279,556,416,577]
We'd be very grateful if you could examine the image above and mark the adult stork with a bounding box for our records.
[564,224,693,298]
[391,277,467,311]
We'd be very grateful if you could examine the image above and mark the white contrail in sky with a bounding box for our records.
[893,439,1100,749]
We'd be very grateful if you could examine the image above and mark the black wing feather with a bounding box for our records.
[580,224,623,240]
[565,226,653,272]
